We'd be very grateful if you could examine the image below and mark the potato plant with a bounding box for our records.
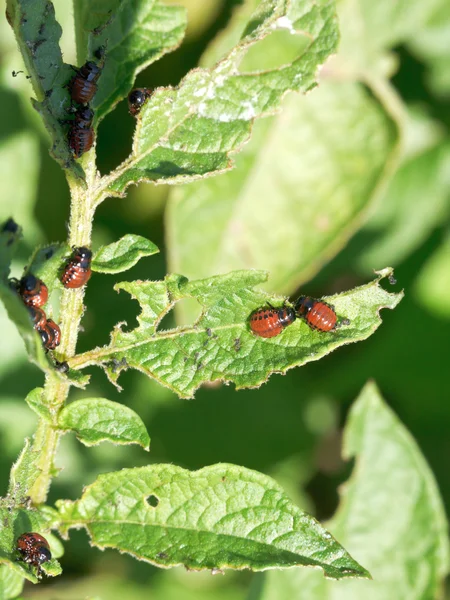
[0,0,448,598]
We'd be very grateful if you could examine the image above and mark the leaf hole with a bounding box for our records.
[157,297,202,331]
[146,495,159,508]
[239,29,310,74]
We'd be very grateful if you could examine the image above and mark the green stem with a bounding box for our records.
[28,153,99,505]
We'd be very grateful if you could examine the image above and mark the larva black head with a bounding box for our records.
[36,545,51,565]
[294,295,315,316]
[75,246,92,261]
[128,88,151,116]
[20,274,38,292]
[79,61,101,82]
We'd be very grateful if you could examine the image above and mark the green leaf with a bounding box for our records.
[0,233,64,375]
[407,2,450,96]
[338,0,444,73]
[0,281,51,373]
[414,235,450,319]
[0,498,60,584]
[168,80,399,299]
[69,268,402,399]
[92,235,159,274]
[26,243,69,295]
[256,382,450,600]
[99,0,339,195]
[0,565,24,600]
[8,438,41,498]
[78,0,187,122]
[357,142,450,271]
[58,398,150,449]
[24,387,54,423]
[5,0,83,176]
[57,463,369,579]
[0,133,42,245]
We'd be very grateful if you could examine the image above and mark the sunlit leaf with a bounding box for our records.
[80,0,188,122]
[5,0,82,175]
[168,80,399,300]
[98,0,339,195]
[57,463,369,579]
[68,268,402,398]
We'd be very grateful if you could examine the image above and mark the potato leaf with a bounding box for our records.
[57,463,369,579]
[92,235,159,274]
[255,382,450,600]
[68,268,402,398]
[58,398,150,449]
[98,0,339,195]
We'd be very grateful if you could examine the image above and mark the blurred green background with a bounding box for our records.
[0,0,450,597]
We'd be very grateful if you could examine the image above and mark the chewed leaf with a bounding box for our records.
[6,0,83,176]
[69,268,403,399]
[56,463,369,579]
[83,0,187,122]
[58,398,150,449]
[168,80,399,299]
[92,235,159,274]
[98,0,339,195]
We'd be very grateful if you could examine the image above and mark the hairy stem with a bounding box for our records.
[28,154,99,504]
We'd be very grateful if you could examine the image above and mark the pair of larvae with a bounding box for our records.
[14,274,60,349]
[15,247,92,351]
[67,61,101,158]
[250,296,349,338]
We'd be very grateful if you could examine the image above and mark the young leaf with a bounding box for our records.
[168,80,399,298]
[99,0,339,195]
[25,387,54,423]
[0,498,60,584]
[68,268,402,399]
[5,0,82,175]
[255,382,450,600]
[8,438,41,499]
[76,0,188,122]
[92,235,159,274]
[58,398,150,449]
[57,463,369,579]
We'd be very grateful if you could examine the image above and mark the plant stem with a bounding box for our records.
[28,154,98,505]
